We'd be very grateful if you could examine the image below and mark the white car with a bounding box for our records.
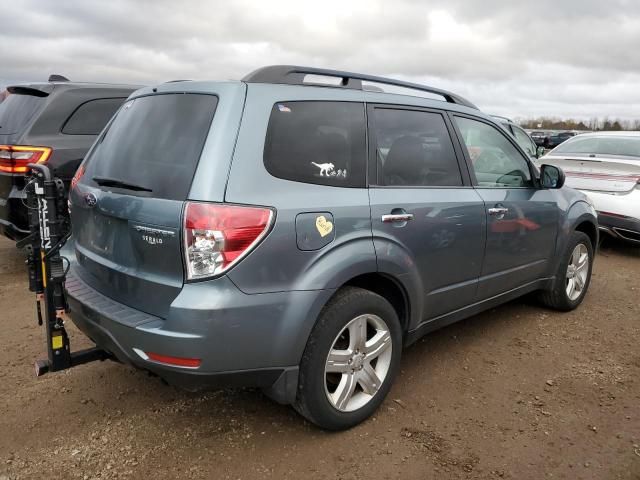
[536,131,640,245]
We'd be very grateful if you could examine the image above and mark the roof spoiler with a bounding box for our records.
[6,86,50,97]
[242,65,478,109]
[48,74,69,82]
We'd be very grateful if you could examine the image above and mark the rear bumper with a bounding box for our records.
[67,299,289,391]
[597,212,640,244]
[65,266,334,403]
[581,188,640,244]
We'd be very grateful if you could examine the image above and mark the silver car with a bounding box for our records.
[537,131,640,244]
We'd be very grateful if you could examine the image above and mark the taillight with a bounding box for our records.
[0,145,52,174]
[70,163,85,190]
[183,202,274,280]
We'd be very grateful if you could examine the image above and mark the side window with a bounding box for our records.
[62,98,126,135]
[454,117,533,188]
[512,126,537,157]
[263,101,366,187]
[373,108,462,187]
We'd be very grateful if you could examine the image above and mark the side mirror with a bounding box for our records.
[536,146,545,158]
[540,164,565,189]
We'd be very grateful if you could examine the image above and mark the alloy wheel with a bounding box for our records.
[324,314,393,412]
[566,243,589,301]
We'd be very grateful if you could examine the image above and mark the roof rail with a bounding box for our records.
[242,65,478,109]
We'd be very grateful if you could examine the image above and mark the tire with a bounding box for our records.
[539,231,593,311]
[294,287,402,430]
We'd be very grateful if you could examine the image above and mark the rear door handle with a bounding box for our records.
[487,207,509,216]
[381,213,414,223]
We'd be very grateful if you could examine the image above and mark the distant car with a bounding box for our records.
[544,131,576,149]
[491,116,543,158]
[530,131,547,147]
[537,131,640,244]
[0,75,140,240]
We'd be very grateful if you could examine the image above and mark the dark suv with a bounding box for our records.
[0,76,139,240]
[66,66,598,430]
[545,131,576,149]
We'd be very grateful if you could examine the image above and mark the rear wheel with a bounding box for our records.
[540,231,593,311]
[294,287,402,430]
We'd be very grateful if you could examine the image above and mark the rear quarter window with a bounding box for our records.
[62,98,127,135]
[263,101,367,187]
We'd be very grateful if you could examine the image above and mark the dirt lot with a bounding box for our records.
[0,236,638,480]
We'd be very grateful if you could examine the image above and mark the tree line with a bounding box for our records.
[517,117,640,131]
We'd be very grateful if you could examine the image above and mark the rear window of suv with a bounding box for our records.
[82,93,218,200]
[264,101,366,187]
[0,92,45,135]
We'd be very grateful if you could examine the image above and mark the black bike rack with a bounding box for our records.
[18,164,110,376]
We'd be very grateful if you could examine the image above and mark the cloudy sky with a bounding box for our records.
[1,0,639,120]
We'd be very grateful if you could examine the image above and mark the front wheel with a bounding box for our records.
[539,231,593,311]
[294,287,402,430]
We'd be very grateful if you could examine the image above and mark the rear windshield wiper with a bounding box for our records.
[93,176,153,192]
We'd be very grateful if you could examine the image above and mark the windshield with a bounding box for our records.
[0,93,45,135]
[553,136,640,158]
[82,93,218,201]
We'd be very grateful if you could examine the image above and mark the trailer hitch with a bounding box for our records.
[21,163,110,376]
[34,347,111,376]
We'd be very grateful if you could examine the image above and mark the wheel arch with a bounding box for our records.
[342,272,411,335]
[555,200,598,261]
[574,218,598,249]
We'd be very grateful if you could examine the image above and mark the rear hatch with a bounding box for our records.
[70,91,220,318]
[543,155,640,193]
[0,85,51,226]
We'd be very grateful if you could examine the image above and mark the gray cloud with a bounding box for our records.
[1,0,639,120]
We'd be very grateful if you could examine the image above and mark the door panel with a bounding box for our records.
[370,189,486,319]
[474,188,559,298]
[367,105,485,321]
[451,115,559,299]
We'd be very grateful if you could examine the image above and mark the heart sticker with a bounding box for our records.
[315,215,333,237]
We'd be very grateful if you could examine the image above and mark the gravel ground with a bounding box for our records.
[0,236,638,480]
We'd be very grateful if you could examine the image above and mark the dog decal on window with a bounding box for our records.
[311,162,335,176]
